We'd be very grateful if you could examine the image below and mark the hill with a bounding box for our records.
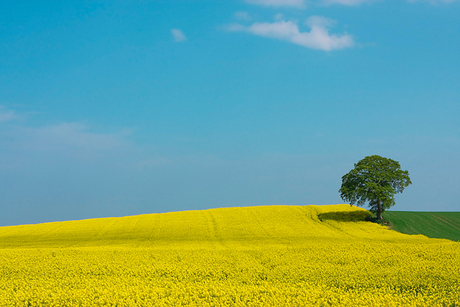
[0,205,459,306]
[384,211,460,242]
[0,204,381,248]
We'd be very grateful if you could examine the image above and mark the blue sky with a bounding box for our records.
[1,0,459,226]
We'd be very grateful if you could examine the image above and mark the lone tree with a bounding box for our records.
[339,155,411,220]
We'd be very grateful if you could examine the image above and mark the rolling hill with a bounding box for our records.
[0,204,380,248]
[0,204,459,306]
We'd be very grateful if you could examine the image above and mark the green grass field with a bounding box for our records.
[383,211,460,242]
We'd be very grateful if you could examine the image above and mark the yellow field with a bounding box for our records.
[0,204,459,306]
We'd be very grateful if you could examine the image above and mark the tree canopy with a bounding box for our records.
[339,155,412,219]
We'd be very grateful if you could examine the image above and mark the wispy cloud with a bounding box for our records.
[171,29,187,42]
[274,13,285,20]
[322,0,456,4]
[0,106,18,123]
[227,16,354,51]
[320,0,378,5]
[235,11,252,21]
[245,0,306,8]
[407,0,457,3]
[21,123,129,152]
[0,108,130,156]
[0,118,135,179]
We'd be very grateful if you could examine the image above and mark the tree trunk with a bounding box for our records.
[377,199,383,220]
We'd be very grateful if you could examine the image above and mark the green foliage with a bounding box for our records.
[365,213,391,226]
[384,211,460,242]
[318,210,371,222]
[339,155,411,219]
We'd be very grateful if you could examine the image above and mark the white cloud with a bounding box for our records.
[0,106,18,123]
[245,0,306,8]
[227,16,354,51]
[171,29,187,42]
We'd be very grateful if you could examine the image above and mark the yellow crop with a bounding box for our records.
[0,204,459,306]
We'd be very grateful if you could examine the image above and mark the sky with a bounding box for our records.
[1,0,459,226]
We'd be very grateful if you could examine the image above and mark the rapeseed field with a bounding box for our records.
[0,204,459,306]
